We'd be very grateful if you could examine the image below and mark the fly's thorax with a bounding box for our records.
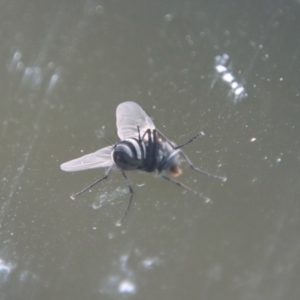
[157,140,175,160]
[112,139,145,170]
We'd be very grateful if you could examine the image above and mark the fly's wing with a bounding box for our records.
[116,101,155,140]
[60,145,114,172]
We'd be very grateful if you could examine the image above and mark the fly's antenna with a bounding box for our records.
[106,135,116,145]
[113,128,120,141]
[100,128,117,146]
[155,129,204,151]
[174,132,205,150]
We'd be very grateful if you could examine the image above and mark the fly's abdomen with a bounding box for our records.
[112,138,146,170]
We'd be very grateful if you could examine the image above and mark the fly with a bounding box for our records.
[60,101,226,226]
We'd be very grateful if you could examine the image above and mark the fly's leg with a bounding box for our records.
[70,166,114,199]
[161,175,210,203]
[115,171,134,226]
[140,128,152,141]
[137,125,142,142]
[179,151,227,182]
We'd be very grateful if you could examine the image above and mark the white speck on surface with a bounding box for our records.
[215,65,227,73]
[231,81,238,89]
[222,72,234,83]
[118,280,136,294]
[234,86,244,96]
[141,257,161,269]
[164,13,173,22]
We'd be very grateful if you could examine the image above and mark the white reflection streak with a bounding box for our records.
[46,73,59,94]
[7,51,23,73]
[21,67,43,89]
[99,249,163,297]
[0,152,31,223]
[100,254,137,296]
[1,59,57,223]
[0,258,15,284]
[213,53,247,103]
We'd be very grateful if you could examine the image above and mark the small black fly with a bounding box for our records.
[60,101,226,225]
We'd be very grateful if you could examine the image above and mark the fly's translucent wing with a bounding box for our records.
[60,145,114,172]
[116,101,155,140]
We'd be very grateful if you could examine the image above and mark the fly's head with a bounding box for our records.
[157,147,182,177]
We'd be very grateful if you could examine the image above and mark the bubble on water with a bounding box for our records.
[96,5,104,14]
[17,62,24,71]
[22,67,42,89]
[95,128,105,139]
[92,187,128,209]
[8,51,23,73]
[46,74,59,94]
[164,13,173,22]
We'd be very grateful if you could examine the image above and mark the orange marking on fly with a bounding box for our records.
[169,166,182,177]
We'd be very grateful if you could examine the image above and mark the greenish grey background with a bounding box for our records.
[0,1,299,299]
